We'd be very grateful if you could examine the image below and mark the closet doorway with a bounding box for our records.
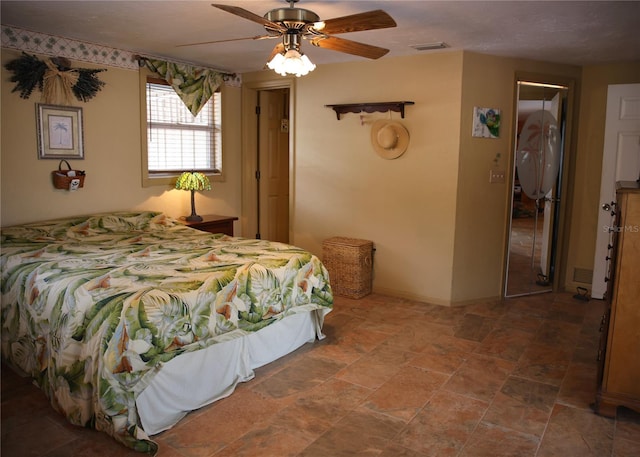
[257,88,290,242]
[241,80,293,242]
[504,80,570,297]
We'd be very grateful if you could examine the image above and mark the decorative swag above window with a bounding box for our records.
[143,58,225,116]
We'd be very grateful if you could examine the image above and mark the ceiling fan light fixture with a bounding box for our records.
[267,48,316,77]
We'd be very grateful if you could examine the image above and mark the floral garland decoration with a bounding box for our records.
[5,52,106,104]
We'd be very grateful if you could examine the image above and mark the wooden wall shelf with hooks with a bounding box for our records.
[325,101,415,120]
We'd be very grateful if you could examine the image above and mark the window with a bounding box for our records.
[143,77,222,183]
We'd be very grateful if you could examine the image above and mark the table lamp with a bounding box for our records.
[175,171,211,222]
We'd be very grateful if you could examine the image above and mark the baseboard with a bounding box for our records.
[372,286,452,306]
[372,286,501,308]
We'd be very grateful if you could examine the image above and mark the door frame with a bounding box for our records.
[241,78,295,239]
[503,72,578,296]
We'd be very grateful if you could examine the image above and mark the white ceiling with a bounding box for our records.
[2,1,639,74]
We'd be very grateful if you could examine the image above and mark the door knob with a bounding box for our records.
[602,201,616,211]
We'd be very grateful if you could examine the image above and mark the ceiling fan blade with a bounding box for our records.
[310,36,389,59]
[318,10,396,35]
[176,35,275,47]
[211,4,284,32]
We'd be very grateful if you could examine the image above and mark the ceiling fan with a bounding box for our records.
[179,0,397,75]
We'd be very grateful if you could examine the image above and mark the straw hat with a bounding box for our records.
[370,120,410,159]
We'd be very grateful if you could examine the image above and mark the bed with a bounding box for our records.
[0,211,333,454]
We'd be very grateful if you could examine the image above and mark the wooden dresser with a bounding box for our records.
[595,181,640,417]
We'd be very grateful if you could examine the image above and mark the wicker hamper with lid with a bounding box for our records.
[322,237,374,299]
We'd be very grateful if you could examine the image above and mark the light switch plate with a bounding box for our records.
[489,169,505,183]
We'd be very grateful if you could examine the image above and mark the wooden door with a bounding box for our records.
[258,89,290,242]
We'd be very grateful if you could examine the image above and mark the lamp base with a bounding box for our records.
[185,189,204,222]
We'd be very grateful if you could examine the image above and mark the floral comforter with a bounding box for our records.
[0,212,333,453]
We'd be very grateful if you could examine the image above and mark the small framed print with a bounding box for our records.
[472,107,501,138]
[36,104,84,159]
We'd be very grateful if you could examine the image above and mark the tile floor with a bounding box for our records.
[2,292,640,456]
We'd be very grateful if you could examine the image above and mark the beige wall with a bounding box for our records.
[276,52,465,305]
[246,51,583,305]
[3,44,639,305]
[0,49,243,228]
[454,53,582,303]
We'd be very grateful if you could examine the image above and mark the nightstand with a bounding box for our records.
[182,215,238,236]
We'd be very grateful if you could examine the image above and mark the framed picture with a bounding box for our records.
[36,104,84,159]
[472,107,501,138]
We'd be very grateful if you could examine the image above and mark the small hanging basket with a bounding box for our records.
[52,159,85,190]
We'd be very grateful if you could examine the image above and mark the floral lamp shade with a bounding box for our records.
[175,172,211,222]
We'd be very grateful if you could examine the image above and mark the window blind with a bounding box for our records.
[146,82,221,173]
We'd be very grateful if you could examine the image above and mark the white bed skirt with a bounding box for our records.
[137,309,328,435]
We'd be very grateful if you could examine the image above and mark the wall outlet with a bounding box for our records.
[489,169,505,183]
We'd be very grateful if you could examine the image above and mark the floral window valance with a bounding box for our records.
[143,58,225,116]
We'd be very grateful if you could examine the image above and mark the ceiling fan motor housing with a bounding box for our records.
[265,7,320,29]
